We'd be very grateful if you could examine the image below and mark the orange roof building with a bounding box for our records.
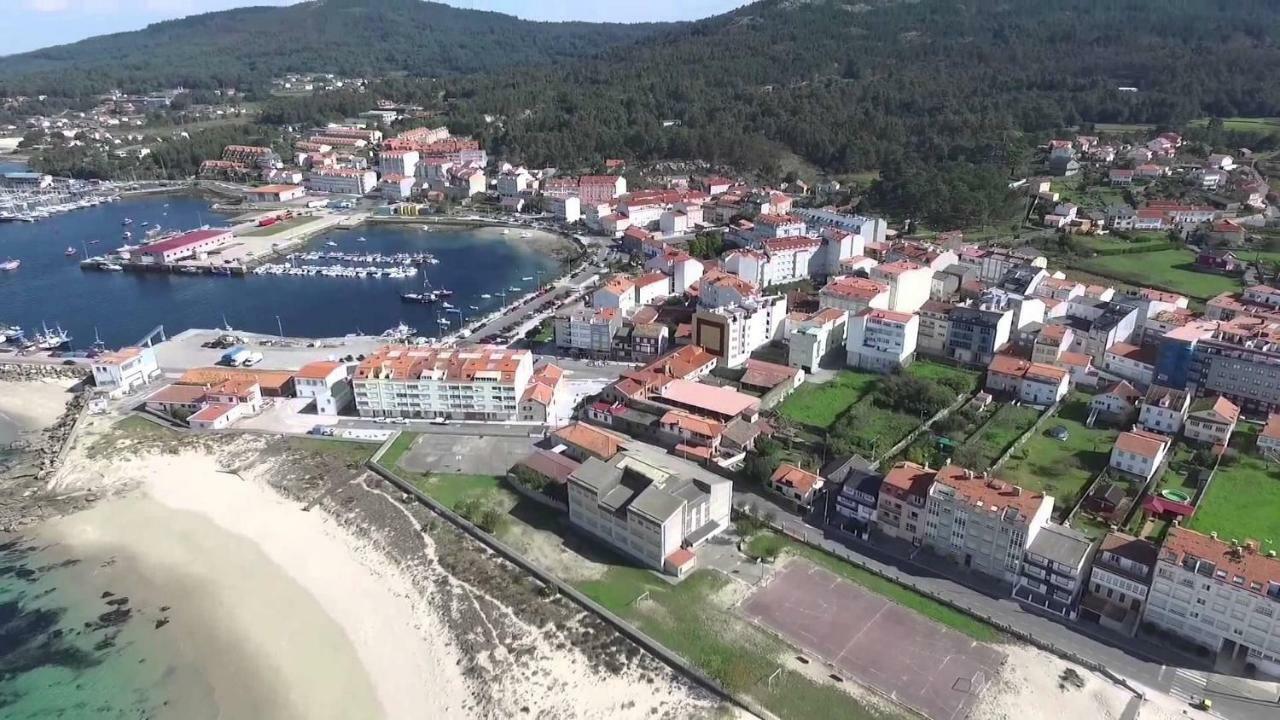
[353,345,535,421]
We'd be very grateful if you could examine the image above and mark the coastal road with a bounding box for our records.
[460,265,601,344]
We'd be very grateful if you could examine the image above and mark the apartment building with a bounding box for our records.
[749,213,807,241]
[790,208,889,244]
[378,149,419,178]
[697,269,760,309]
[566,453,731,576]
[554,307,621,357]
[1059,299,1140,363]
[870,261,934,313]
[946,305,1013,366]
[757,236,823,286]
[593,275,637,315]
[830,463,883,540]
[1103,342,1156,388]
[90,346,160,396]
[691,295,787,368]
[1081,532,1158,636]
[353,345,534,422]
[1147,528,1280,676]
[305,168,377,195]
[1032,324,1074,364]
[916,301,953,356]
[1012,523,1096,618]
[787,307,848,372]
[924,466,1053,584]
[819,276,890,315]
[846,308,919,372]
[875,461,934,545]
[293,360,352,415]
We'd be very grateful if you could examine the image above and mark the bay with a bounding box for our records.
[0,193,566,347]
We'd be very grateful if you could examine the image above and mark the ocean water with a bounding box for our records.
[0,533,217,719]
[0,194,564,347]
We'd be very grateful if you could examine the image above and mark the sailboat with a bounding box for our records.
[400,275,439,304]
[64,246,77,257]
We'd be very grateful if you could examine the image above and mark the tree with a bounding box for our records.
[744,435,783,485]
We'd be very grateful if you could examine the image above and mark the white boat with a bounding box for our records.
[468,305,479,310]
[500,228,509,235]
[325,241,338,247]
[100,263,124,271]
[441,302,455,309]
[480,293,492,299]
[0,259,20,271]
[522,276,534,281]
[356,236,367,242]
[520,231,532,238]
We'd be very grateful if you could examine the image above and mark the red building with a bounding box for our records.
[139,229,233,264]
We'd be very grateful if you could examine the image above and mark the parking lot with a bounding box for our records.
[743,559,1006,720]
[397,432,541,476]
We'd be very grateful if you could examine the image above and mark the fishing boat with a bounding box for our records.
[121,218,133,226]
[122,231,132,240]
[508,286,521,292]
[100,262,124,271]
[380,322,417,340]
[480,293,492,299]
[0,259,20,271]
[437,317,450,325]
[0,325,23,344]
[356,236,367,243]
[441,302,455,310]
[400,276,439,304]
[64,246,77,257]
[178,266,201,274]
[436,287,453,297]
[35,322,71,350]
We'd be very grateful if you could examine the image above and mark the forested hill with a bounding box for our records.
[0,0,674,97]
[387,0,1280,175]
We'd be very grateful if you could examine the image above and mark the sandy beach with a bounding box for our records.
[36,421,733,720]
[0,378,76,445]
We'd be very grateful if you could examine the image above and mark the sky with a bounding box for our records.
[7,0,748,55]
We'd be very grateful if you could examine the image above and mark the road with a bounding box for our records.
[460,264,601,343]
[732,485,1277,720]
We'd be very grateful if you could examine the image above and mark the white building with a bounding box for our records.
[567,453,732,576]
[1138,385,1191,435]
[593,275,637,315]
[791,208,888,244]
[549,195,581,223]
[378,150,419,179]
[787,308,847,372]
[870,261,934,313]
[353,345,534,421]
[1109,429,1171,481]
[1083,532,1157,636]
[924,465,1054,584]
[845,308,918,372]
[305,168,377,195]
[756,236,823,286]
[819,276,890,315]
[1147,528,1280,676]
[1012,523,1096,619]
[293,360,352,415]
[697,270,760,309]
[90,346,160,396]
[633,271,672,306]
[497,169,534,197]
[691,295,787,368]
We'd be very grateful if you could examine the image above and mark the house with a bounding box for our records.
[870,260,934,313]
[845,308,918,372]
[1183,396,1240,447]
[1032,324,1074,364]
[874,461,933,545]
[827,458,881,540]
[1258,413,1280,455]
[1135,164,1166,180]
[768,463,824,509]
[90,346,160,396]
[946,305,1013,366]
[985,354,1068,405]
[1138,384,1191,435]
[1109,169,1134,186]
[519,363,567,425]
[1209,219,1247,245]
[593,275,637,315]
[1050,157,1080,177]
[1196,247,1240,273]
[739,358,804,399]
[819,276,890,315]
[1012,523,1096,618]
[1134,208,1167,231]
[1091,380,1142,418]
[924,465,1054,584]
[292,360,352,415]
[1103,342,1156,387]
[659,409,724,457]
[1080,532,1158,636]
[566,453,731,575]
[1109,428,1171,481]
[551,422,628,462]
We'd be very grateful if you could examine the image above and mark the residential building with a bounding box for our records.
[916,301,953,356]
[1081,532,1158,636]
[697,269,760,309]
[875,461,933,545]
[379,174,416,201]
[353,345,534,422]
[757,236,823,286]
[577,175,627,204]
[691,295,787,368]
[555,307,621,356]
[658,409,724,457]
[819,276,890,315]
[870,261,934,313]
[787,308,847,372]
[634,271,672,306]
[790,209,889,244]
[846,308,918,372]
[305,167,377,195]
[90,346,160,396]
[768,463,825,509]
[1146,528,1280,676]
[946,305,1013,366]
[829,461,882,540]
[1109,169,1135,186]
[519,364,567,425]
[1184,396,1240,446]
[612,323,670,362]
[378,149,419,178]
[1109,429,1172,481]
[1259,414,1280,455]
[924,465,1054,584]
[985,355,1069,405]
[551,422,627,462]
[1032,324,1074,364]
[1139,385,1191,435]
[292,360,352,415]
[566,453,731,575]
[549,195,581,223]
[1013,523,1096,618]
[593,275,637,315]
[1103,342,1156,387]
[1092,380,1142,418]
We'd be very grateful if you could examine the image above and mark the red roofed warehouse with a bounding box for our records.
[139,229,233,264]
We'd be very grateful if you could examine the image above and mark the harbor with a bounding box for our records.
[0,193,573,347]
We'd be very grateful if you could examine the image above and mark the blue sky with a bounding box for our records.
[8,0,747,55]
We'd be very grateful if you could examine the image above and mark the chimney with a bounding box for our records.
[1011,486,1022,497]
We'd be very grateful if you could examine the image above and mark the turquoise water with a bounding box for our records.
[0,534,214,719]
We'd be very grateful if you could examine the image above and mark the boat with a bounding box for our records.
[64,246,77,257]
[437,318,450,325]
[520,231,532,238]
[0,259,20,271]
[380,322,417,340]
[325,241,338,247]
[468,305,480,310]
[211,267,234,276]
[522,276,534,281]
[441,302,455,310]
[121,218,133,226]
[36,322,71,350]
[509,286,521,292]
[88,239,100,244]
[436,287,453,297]
[356,236,367,243]
[100,263,123,271]
[400,276,439,304]
[0,325,23,344]
[480,293,492,299]
[500,228,510,235]
[178,266,201,274]
[141,221,151,227]
[122,231,132,240]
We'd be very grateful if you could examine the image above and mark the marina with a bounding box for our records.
[0,193,568,347]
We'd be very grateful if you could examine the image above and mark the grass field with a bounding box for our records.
[1187,429,1280,553]
[1079,235,1172,254]
[1000,397,1116,503]
[830,396,922,458]
[1074,248,1240,300]
[409,473,503,510]
[378,431,418,469]
[905,359,980,392]
[285,436,377,465]
[779,369,880,429]
[963,404,1041,472]
[1188,116,1280,137]
[1052,182,1126,209]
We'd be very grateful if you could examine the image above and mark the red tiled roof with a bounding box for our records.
[1261,413,1280,442]
[295,361,344,380]
[881,461,933,498]
[355,345,529,384]
[551,422,627,460]
[770,463,822,495]
[822,276,888,301]
[933,465,1046,519]
[1162,528,1280,598]
[988,354,1031,377]
[145,384,207,405]
[1115,429,1170,459]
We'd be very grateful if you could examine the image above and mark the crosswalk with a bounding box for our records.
[1167,667,1209,704]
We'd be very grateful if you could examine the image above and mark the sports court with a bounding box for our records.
[742,559,1005,720]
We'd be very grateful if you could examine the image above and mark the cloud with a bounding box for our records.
[23,0,72,12]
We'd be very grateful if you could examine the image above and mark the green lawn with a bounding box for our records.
[409,473,503,510]
[962,404,1041,472]
[779,369,880,430]
[829,396,922,459]
[905,359,979,392]
[1188,116,1280,137]
[743,532,788,561]
[1187,448,1280,553]
[285,436,376,465]
[1079,235,1172,254]
[1000,397,1116,503]
[1074,248,1240,300]
[1157,445,1202,497]
[1052,182,1125,209]
[378,431,419,469]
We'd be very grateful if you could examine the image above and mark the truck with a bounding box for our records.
[241,351,265,367]
[220,346,250,366]
[306,199,329,209]
[257,216,279,228]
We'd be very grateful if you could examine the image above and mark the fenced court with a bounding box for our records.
[742,559,1005,720]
